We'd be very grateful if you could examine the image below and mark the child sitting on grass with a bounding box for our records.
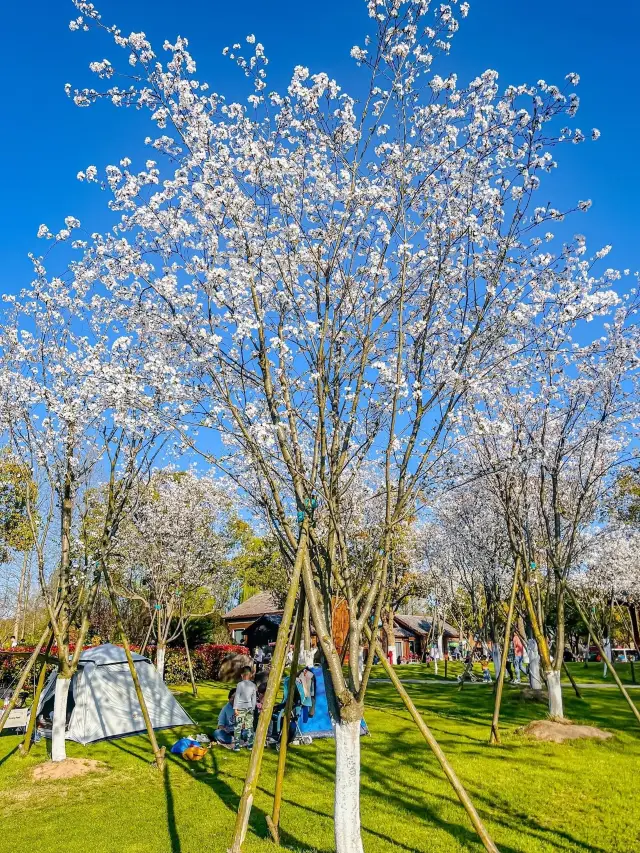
[481,657,492,682]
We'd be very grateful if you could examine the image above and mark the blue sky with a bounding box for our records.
[1,0,638,295]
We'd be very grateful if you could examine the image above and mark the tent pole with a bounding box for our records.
[490,559,520,745]
[181,617,198,698]
[229,522,308,853]
[19,633,54,756]
[566,585,640,727]
[102,560,165,770]
[372,634,499,853]
[0,621,54,733]
[266,587,305,845]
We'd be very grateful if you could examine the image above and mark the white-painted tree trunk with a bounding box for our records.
[527,638,543,690]
[156,644,166,679]
[492,642,502,678]
[335,718,364,853]
[603,639,611,678]
[51,676,71,762]
[546,669,563,718]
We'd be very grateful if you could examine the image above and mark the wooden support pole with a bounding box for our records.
[102,562,165,770]
[490,561,519,745]
[19,634,54,756]
[562,660,582,698]
[375,639,499,853]
[266,588,305,845]
[229,523,308,853]
[140,617,154,658]
[567,585,640,727]
[181,618,197,698]
[0,622,53,732]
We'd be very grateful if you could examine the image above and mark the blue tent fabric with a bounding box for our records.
[283,666,367,739]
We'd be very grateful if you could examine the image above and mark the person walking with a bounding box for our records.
[233,667,257,751]
[506,644,515,682]
[513,633,525,684]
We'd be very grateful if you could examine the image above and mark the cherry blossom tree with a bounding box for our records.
[26,0,633,846]
[111,468,235,678]
[0,271,170,762]
[464,299,639,719]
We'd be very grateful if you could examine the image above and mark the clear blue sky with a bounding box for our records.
[1,0,638,295]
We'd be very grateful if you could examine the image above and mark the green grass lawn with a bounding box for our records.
[2,678,639,853]
[368,659,640,685]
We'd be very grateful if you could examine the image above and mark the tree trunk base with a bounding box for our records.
[51,676,71,762]
[546,670,564,719]
[334,718,365,853]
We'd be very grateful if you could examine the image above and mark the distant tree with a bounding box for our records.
[112,469,236,678]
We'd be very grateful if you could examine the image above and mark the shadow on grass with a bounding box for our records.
[103,679,638,853]
[0,743,19,767]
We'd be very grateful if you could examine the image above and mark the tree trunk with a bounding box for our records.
[181,619,197,698]
[20,634,54,756]
[20,562,31,641]
[490,560,519,744]
[629,606,640,652]
[527,638,543,690]
[13,552,29,639]
[334,717,365,853]
[51,675,71,762]
[156,643,166,680]
[491,642,501,680]
[381,608,395,657]
[303,596,313,664]
[546,669,563,718]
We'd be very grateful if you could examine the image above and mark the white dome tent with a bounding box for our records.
[36,643,193,745]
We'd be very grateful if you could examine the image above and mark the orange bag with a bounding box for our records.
[182,745,207,761]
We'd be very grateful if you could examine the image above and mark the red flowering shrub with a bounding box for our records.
[193,644,250,682]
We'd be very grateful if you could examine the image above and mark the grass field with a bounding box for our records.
[1,676,639,853]
[369,659,640,685]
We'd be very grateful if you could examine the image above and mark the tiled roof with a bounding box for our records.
[395,614,459,638]
[224,591,283,621]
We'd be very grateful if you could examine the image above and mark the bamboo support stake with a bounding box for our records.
[229,523,308,853]
[490,561,519,745]
[0,622,53,732]
[562,660,582,698]
[181,618,198,698]
[266,589,305,845]
[375,639,500,853]
[102,562,165,770]
[567,586,640,727]
[19,634,54,756]
[140,617,154,658]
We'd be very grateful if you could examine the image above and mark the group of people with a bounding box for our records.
[213,666,264,751]
[477,634,527,683]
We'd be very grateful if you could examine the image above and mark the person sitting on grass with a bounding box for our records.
[481,657,492,682]
[213,688,237,746]
[233,666,257,752]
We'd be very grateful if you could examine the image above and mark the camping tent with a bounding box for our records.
[36,643,193,744]
[284,665,368,739]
